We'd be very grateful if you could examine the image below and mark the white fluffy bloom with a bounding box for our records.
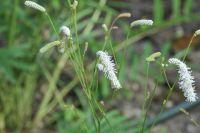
[60,26,70,37]
[168,58,197,102]
[131,19,153,27]
[24,1,46,12]
[97,64,104,71]
[194,29,200,36]
[97,51,121,89]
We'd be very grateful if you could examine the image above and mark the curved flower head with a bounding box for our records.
[97,51,121,89]
[194,29,200,36]
[60,26,70,37]
[24,1,46,12]
[146,52,161,62]
[96,51,116,74]
[168,58,197,102]
[130,19,153,27]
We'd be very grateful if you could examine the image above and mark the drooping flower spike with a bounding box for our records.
[194,29,200,37]
[96,51,122,89]
[130,19,153,27]
[168,58,197,102]
[24,1,46,12]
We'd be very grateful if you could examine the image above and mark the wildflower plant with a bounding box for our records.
[25,1,115,132]
[147,29,200,132]
[24,0,200,133]
[168,58,196,102]
[97,51,121,89]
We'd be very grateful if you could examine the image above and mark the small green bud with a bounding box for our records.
[117,13,131,19]
[163,100,166,105]
[146,52,161,62]
[102,24,108,32]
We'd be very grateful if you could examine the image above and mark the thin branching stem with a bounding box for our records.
[46,13,60,39]
[149,34,196,131]
[140,62,150,133]
[8,0,18,47]
[141,81,158,132]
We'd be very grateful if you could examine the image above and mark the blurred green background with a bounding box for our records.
[0,0,200,133]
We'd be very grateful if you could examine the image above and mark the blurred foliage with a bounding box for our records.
[0,0,200,132]
[55,107,138,133]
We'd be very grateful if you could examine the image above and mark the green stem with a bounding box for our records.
[149,66,177,131]
[45,12,60,39]
[67,9,102,131]
[141,81,158,132]
[88,100,99,133]
[92,95,115,133]
[182,35,195,61]
[149,33,195,130]
[140,62,150,133]
[72,7,85,79]
[8,0,18,47]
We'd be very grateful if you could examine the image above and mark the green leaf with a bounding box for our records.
[0,64,16,83]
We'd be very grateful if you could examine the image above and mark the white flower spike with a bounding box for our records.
[24,1,46,12]
[131,19,153,27]
[168,58,197,102]
[97,51,121,89]
[194,29,200,37]
[60,26,70,37]
[97,64,104,71]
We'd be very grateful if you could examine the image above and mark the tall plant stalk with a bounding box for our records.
[149,34,196,131]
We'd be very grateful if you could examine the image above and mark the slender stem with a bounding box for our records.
[182,35,195,61]
[149,34,195,131]
[149,80,177,132]
[109,40,118,67]
[45,12,60,39]
[72,7,85,78]
[140,62,150,133]
[163,69,172,89]
[192,120,200,129]
[69,6,104,132]
[8,0,18,47]
[89,29,109,91]
[89,14,129,90]
[122,30,131,62]
[88,100,99,133]
[141,81,158,132]
[92,95,115,133]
